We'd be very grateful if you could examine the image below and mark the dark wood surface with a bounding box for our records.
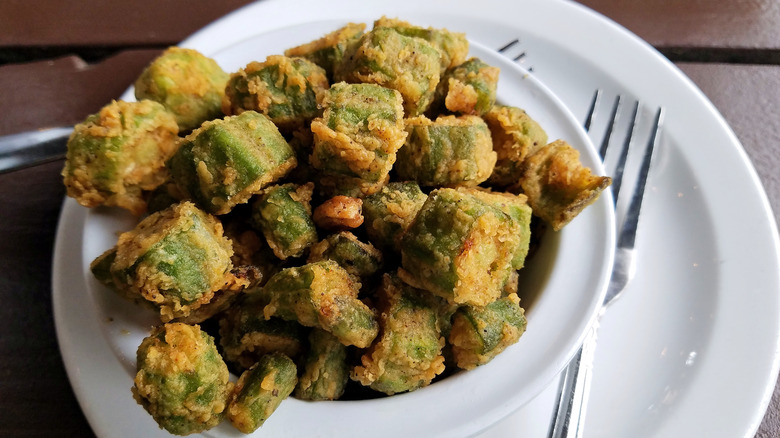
[1,1,778,437]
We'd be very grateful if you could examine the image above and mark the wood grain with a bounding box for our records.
[577,0,780,50]
[0,1,253,47]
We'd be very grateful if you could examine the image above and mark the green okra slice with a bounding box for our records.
[458,188,533,270]
[260,260,378,348]
[433,57,499,116]
[334,27,441,116]
[362,181,428,252]
[518,139,611,231]
[219,295,307,372]
[373,16,469,73]
[295,328,349,400]
[167,111,297,215]
[62,99,178,216]
[132,323,233,436]
[449,293,527,369]
[352,273,445,395]
[284,22,367,81]
[251,183,318,260]
[398,188,522,306]
[134,47,229,131]
[107,201,247,322]
[485,105,548,187]
[395,115,496,188]
[223,55,329,133]
[227,352,297,434]
[307,231,383,284]
[310,82,406,196]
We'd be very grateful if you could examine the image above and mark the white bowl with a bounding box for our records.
[54,19,615,438]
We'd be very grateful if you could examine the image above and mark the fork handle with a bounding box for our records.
[0,126,73,174]
[547,321,600,438]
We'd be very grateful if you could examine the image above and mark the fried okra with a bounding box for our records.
[219,295,307,371]
[433,57,499,116]
[398,188,523,306]
[449,293,527,369]
[227,353,297,434]
[485,105,548,187]
[134,47,229,131]
[284,23,366,81]
[372,16,469,73]
[352,274,445,395]
[519,139,611,231]
[260,260,379,347]
[295,329,350,401]
[132,323,233,435]
[395,115,496,187]
[335,27,441,116]
[362,181,428,252]
[97,201,247,322]
[222,55,329,133]
[310,82,406,196]
[307,231,383,284]
[459,188,533,270]
[251,183,318,260]
[62,99,178,215]
[167,111,297,215]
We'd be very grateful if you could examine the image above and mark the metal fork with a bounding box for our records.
[547,90,665,438]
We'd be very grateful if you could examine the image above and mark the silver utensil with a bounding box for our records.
[496,38,664,435]
[0,126,72,174]
[548,90,665,438]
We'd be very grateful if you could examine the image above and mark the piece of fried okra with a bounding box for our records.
[62,99,178,216]
[260,260,378,348]
[134,47,229,131]
[95,201,248,322]
[218,294,307,372]
[251,183,318,260]
[132,323,233,436]
[223,55,329,133]
[295,328,350,401]
[372,16,469,73]
[449,293,527,370]
[307,231,383,284]
[395,115,496,187]
[310,82,406,196]
[433,57,500,116]
[167,111,296,215]
[334,27,441,116]
[458,188,533,270]
[362,181,427,252]
[485,105,548,187]
[284,23,366,81]
[352,273,445,395]
[518,139,611,231]
[398,188,522,306]
[227,353,297,434]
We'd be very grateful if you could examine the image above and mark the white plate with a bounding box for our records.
[52,0,780,437]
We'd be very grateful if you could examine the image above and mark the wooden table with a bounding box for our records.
[1,1,778,436]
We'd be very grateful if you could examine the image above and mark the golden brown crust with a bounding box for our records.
[519,140,611,231]
[313,196,364,230]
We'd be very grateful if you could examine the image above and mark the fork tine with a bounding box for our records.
[608,100,640,205]
[617,107,664,249]
[497,39,519,52]
[583,89,601,132]
[599,95,624,160]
